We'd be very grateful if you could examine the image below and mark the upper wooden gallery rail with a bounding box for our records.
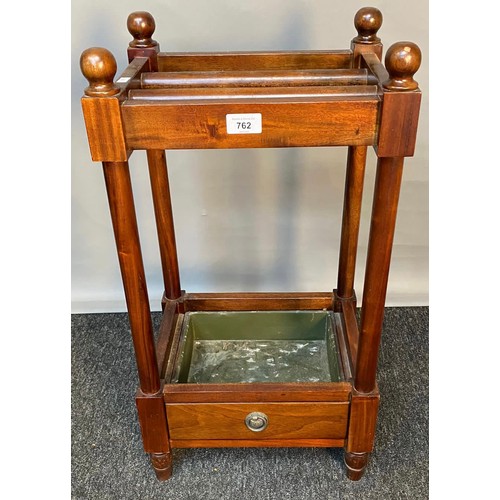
[119,96,379,151]
[156,51,354,72]
[80,46,419,160]
[127,86,379,101]
[140,69,377,88]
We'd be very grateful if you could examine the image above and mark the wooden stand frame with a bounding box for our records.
[80,7,422,481]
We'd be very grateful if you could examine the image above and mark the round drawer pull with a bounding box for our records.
[245,412,269,432]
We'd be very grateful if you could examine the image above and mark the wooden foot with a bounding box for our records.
[344,451,369,480]
[150,452,173,480]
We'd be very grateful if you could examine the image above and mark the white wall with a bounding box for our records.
[71,0,428,313]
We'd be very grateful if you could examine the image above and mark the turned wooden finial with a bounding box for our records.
[353,7,383,43]
[80,47,120,97]
[383,41,422,91]
[127,11,158,48]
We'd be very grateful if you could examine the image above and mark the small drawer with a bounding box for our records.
[166,402,348,440]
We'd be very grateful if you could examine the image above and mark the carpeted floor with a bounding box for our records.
[71,307,428,500]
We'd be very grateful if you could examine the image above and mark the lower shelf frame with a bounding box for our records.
[139,290,378,481]
[171,438,346,448]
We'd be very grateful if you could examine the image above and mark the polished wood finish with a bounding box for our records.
[361,52,389,85]
[171,438,345,448]
[338,7,380,308]
[80,47,120,97]
[127,11,159,71]
[336,7,383,304]
[351,7,383,66]
[163,382,352,403]
[376,91,421,157]
[116,57,152,91]
[355,157,404,394]
[341,300,360,372]
[166,403,349,440]
[150,452,172,480]
[121,97,379,150]
[141,69,376,88]
[361,51,422,158]
[332,312,353,381]
[102,161,159,395]
[337,146,367,302]
[383,42,421,91]
[80,6,422,482]
[146,150,181,300]
[344,388,379,480]
[353,7,382,44]
[81,97,128,161]
[346,390,380,452]
[154,300,177,376]
[345,451,369,481]
[163,313,185,384]
[80,54,151,162]
[127,11,158,49]
[377,43,422,157]
[135,390,170,453]
[182,292,333,312]
[80,49,126,162]
[128,85,379,101]
[157,51,352,72]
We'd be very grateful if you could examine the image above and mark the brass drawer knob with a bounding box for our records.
[245,412,268,432]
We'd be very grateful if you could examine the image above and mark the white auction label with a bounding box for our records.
[226,113,262,134]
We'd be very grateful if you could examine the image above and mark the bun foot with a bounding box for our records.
[150,452,172,480]
[344,451,369,480]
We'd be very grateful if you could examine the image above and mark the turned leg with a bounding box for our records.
[150,451,173,481]
[355,157,404,392]
[104,160,172,479]
[146,149,181,301]
[335,145,367,311]
[344,390,379,480]
[343,157,404,481]
[341,8,385,482]
[344,451,369,480]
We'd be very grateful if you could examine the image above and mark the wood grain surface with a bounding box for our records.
[128,85,378,101]
[166,402,349,440]
[157,51,352,72]
[163,381,352,403]
[122,97,379,150]
[171,438,345,448]
[182,292,334,312]
[346,390,380,453]
[141,69,375,88]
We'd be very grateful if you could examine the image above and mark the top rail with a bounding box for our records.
[127,85,379,102]
[141,69,376,89]
[157,50,352,72]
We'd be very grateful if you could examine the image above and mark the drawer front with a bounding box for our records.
[166,402,348,440]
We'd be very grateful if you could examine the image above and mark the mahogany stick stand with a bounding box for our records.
[80,6,422,481]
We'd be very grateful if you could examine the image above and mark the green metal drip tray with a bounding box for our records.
[171,311,343,384]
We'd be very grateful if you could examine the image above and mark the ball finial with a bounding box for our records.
[383,42,422,91]
[80,47,119,97]
[127,11,157,48]
[354,7,383,43]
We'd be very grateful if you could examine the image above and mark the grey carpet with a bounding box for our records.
[71,307,428,500]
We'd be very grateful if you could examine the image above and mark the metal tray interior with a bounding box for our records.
[171,311,343,384]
